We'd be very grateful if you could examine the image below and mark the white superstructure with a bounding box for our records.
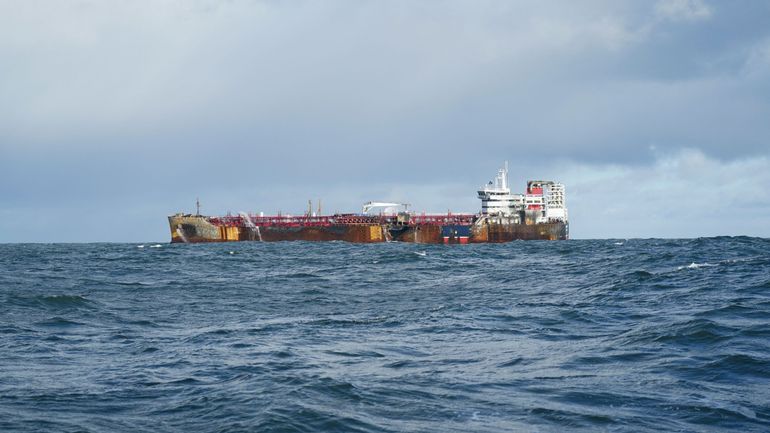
[477,162,523,216]
[477,163,568,224]
[543,182,568,222]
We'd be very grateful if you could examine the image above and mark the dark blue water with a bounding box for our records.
[1,238,769,432]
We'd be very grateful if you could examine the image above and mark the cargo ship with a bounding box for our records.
[168,163,568,244]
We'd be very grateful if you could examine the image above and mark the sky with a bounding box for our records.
[1,0,769,241]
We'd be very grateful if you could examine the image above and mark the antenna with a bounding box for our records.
[317,199,322,216]
[501,161,509,190]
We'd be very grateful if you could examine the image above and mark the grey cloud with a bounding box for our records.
[561,149,770,238]
[655,0,712,22]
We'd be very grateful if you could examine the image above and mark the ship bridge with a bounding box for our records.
[477,162,522,216]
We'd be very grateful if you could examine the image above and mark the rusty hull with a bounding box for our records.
[470,219,568,242]
[169,215,386,243]
[169,215,223,243]
[389,225,444,244]
[258,225,385,243]
[169,215,567,244]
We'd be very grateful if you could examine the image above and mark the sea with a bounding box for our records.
[1,238,769,432]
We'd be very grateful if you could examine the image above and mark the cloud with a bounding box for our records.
[655,0,712,22]
[562,148,770,238]
[743,38,770,78]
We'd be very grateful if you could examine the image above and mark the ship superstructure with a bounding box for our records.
[168,163,568,243]
[477,161,524,218]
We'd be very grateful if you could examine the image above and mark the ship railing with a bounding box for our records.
[208,213,478,227]
[208,214,394,227]
[409,214,476,225]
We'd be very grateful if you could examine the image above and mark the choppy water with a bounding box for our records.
[1,238,769,432]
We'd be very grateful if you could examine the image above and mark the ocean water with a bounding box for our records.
[1,238,769,433]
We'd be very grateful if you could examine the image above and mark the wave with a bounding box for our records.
[616,318,738,347]
[309,316,393,327]
[40,294,91,305]
[34,316,86,327]
[677,262,718,270]
[254,404,381,433]
[7,294,96,311]
[704,353,770,379]
[656,319,736,344]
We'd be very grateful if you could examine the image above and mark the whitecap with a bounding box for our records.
[137,245,145,248]
[720,256,759,265]
[414,251,427,257]
[150,244,162,248]
[677,262,716,270]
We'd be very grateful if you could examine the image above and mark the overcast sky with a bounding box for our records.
[1,0,769,241]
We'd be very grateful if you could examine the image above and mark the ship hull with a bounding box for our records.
[169,215,567,244]
[258,225,385,243]
[389,222,567,243]
[471,220,568,242]
[169,216,386,243]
